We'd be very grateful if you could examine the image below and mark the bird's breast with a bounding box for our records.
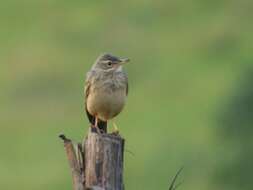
[87,85,127,121]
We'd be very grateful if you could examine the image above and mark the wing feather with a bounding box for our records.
[84,71,107,132]
[84,71,95,124]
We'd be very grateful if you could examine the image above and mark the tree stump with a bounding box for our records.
[59,130,125,190]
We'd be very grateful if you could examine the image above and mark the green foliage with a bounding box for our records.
[0,1,253,190]
[215,69,253,190]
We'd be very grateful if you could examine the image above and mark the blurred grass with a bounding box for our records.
[0,0,253,190]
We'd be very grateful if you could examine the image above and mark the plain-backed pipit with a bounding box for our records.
[84,53,129,133]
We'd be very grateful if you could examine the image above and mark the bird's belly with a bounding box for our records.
[87,89,126,121]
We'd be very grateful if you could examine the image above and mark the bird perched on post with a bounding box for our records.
[84,53,129,133]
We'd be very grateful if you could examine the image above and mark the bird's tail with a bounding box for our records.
[97,120,107,133]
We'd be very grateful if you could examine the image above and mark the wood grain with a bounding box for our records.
[60,130,125,190]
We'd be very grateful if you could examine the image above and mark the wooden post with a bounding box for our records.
[84,131,125,190]
[59,130,125,190]
[59,134,84,190]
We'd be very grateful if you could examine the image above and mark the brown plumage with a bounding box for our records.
[84,53,129,133]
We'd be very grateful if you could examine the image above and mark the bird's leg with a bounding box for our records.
[91,116,101,134]
[94,116,101,134]
[112,120,120,135]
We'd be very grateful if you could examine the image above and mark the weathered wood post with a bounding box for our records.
[59,129,125,190]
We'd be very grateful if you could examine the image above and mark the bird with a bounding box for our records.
[84,53,129,133]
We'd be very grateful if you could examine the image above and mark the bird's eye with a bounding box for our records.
[107,62,112,66]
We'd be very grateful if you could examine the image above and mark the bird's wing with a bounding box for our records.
[84,75,91,100]
[84,70,107,132]
[84,71,95,124]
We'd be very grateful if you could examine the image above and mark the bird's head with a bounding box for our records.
[93,53,130,71]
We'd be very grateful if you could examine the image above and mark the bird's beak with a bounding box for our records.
[119,58,130,65]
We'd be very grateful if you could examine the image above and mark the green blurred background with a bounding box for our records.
[1,0,253,190]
